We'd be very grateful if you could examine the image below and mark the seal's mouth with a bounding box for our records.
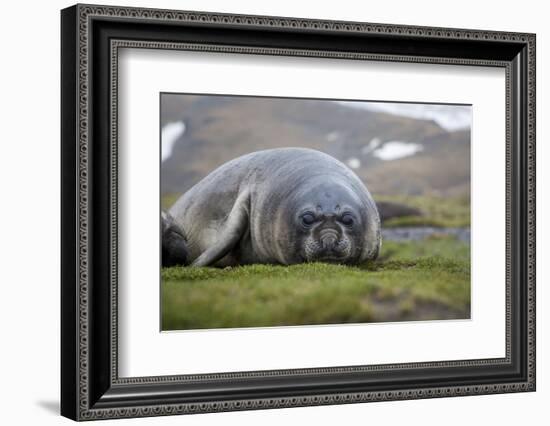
[303,239,351,263]
[301,224,355,264]
[315,254,347,264]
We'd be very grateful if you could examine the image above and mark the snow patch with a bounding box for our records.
[326,131,340,142]
[339,102,471,131]
[161,121,186,162]
[372,141,424,161]
[346,158,361,169]
[361,137,382,155]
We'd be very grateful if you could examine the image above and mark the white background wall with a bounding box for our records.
[0,0,546,424]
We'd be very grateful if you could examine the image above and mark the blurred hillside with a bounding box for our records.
[160,94,470,198]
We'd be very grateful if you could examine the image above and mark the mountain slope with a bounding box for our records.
[161,94,470,198]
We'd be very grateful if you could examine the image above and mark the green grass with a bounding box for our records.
[375,194,470,228]
[161,236,470,330]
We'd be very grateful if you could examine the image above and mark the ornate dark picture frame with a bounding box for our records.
[61,3,536,421]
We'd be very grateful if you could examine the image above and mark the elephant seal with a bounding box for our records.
[166,148,381,267]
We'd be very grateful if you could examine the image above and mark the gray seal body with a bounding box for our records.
[168,148,381,267]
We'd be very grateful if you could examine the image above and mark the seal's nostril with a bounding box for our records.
[319,228,340,251]
[321,235,337,250]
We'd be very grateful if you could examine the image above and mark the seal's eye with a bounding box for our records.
[301,212,316,227]
[340,213,354,227]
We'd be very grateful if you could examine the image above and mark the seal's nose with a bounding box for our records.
[320,229,339,251]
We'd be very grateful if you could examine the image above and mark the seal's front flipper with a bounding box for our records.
[162,211,188,267]
[192,191,250,267]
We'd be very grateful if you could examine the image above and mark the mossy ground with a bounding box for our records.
[161,235,470,330]
[375,194,470,228]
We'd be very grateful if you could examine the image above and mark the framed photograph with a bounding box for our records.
[61,4,536,421]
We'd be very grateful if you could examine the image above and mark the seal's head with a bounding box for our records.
[271,178,381,265]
